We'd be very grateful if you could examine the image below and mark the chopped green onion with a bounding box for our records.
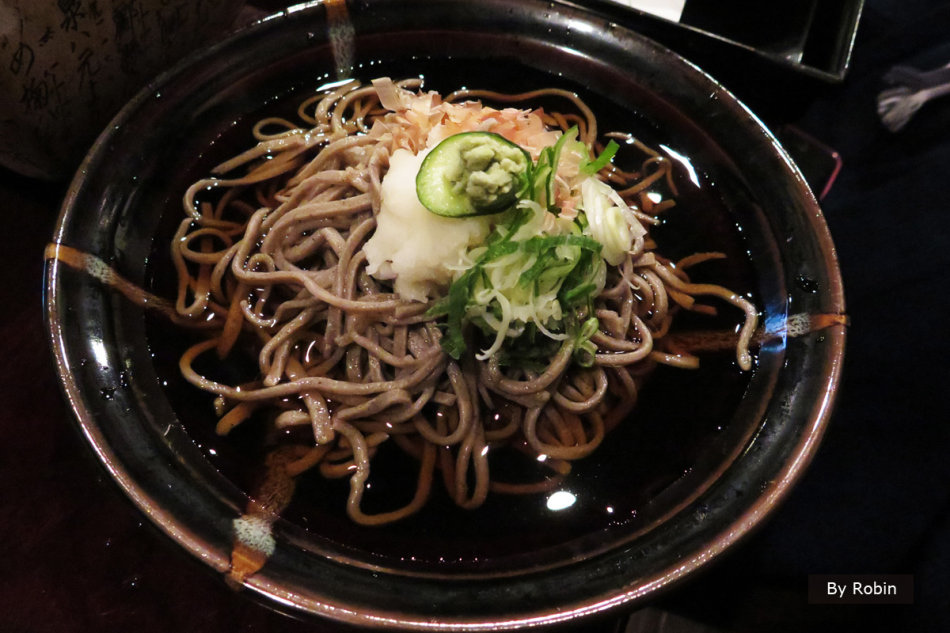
[579,139,619,176]
[529,126,577,212]
[573,316,600,367]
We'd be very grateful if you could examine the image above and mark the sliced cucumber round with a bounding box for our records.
[416,132,531,217]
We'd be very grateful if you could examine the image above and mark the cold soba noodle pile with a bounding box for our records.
[173,77,758,526]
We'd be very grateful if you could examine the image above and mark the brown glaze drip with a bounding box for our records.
[665,312,850,354]
[45,242,223,328]
[228,446,306,583]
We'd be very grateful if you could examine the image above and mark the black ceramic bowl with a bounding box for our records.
[45,0,846,629]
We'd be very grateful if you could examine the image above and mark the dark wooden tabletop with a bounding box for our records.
[2,2,948,632]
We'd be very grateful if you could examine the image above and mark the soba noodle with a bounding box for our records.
[172,78,758,526]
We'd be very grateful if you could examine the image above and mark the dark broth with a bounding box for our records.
[145,56,757,573]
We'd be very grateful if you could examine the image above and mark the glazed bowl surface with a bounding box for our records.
[45,0,846,629]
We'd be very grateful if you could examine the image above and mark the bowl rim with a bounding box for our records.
[44,0,846,629]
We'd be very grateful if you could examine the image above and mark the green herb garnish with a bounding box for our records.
[426,127,623,366]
